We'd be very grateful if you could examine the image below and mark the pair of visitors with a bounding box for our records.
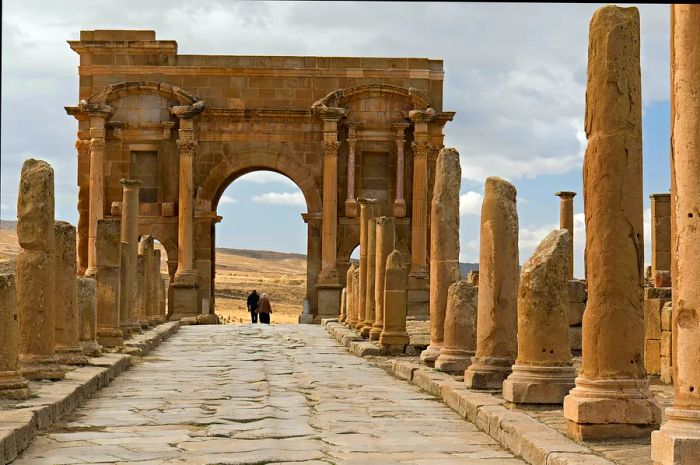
[246,290,272,324]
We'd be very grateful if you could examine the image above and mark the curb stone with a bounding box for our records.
[323,323,614,465]
[0,321,181,465]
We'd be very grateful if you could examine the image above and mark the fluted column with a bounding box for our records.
[319,137,341,283]
[85,108,112,278]
[345,125,358,217]
[652,5,700,464]
[555,191,576,280]
[409,140,430,277]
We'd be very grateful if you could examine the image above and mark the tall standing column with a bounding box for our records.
[54,221,88,365]
[345,125,358,217]
[555,191,576,280]
[356,198,377,332]
[171,108,201,320]
[152,249,164,324]
[302,213,322,321]
[421,148,462,365]
[138,236,154,328]
[649,193,671,277]
[464,177,519,389]
[345,263,357,327]
[119,179,141,335]
[76,139,91,276]
[85,108,111,278]
[393,123,409,217]
[316,116,343,317]
[370,217,396,341]
[95,218,123,347]
[0,274,30,399]
[361,218,377,337]
[563,5,660,441]
[16,159,65,380]
[652,5,700,464]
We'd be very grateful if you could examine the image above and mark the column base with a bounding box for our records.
[316,284,342,320]
[420,344,442,366]
[80,340,102,357]
[170,282,200,320]
[393,199,407,217]
[380,331,410,347]
[435,348,475,374]
[651,408,700,465]
[563,376,661,441]
[359,323,373,338]
[369,324,383,341]
[345,199,358,217]
[298,313,314,324]
[55,345,90,366]
[84,266,97,279]
[502,364,576,404]
[464,355,514,390]
[19,356,66,381]
[0,371,30,400]
[96,327,124,348]
[120,324,133,339]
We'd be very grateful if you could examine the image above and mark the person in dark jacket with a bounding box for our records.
[257,293,272,324]
[247,290,260,323]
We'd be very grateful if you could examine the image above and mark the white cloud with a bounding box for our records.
[251,192,305,207]
[237,171,295,186]
[460,191,483,216]
[519,223,559,252]
[219,195,237,205]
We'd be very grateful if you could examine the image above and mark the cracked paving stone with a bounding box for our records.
[12,325,526,464]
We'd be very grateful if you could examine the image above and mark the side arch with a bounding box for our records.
[196,149,322,214]
[85,81,201,106]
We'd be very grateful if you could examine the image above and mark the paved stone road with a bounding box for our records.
[14,325,526,465]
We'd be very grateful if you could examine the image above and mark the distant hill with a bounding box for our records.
[460,262,479,275]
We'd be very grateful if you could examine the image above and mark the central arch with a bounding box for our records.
[195,150,323,321]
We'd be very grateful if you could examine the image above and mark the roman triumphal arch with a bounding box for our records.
[66,30,454,322]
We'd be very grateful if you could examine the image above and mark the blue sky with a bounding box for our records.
[1,2,671,277]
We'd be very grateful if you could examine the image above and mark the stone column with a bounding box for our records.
[345,125,358,217]
[119,179,141,335]
[370,217,396,341]
[393,123,409,217]
[54,221,88,365]
[302,213,322,321]
[564,5,660,441]
[171,105,203,320]
[0,274,30,399]
[339,287,347,322]
[652,5,700,463]
[464,177,519,389]
[77,276,101,357]
[85,108,111,278]
[435,281,478,373]
[380,250,410,347]
[421,148,461,365]
[343,263,355,325]
[650,193,671,277]
[160,277,167,319]
[138,236,155,328]
[555,191,576,280]
[76,139,91,276]
[360,218,377,337]
[352,267,360,329]
[152,249,164,324]
[503,229,576,404]
[356,198,377,331]
[16,159,65,380]
[95,218,123,347]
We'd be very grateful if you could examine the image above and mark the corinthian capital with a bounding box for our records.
[177,139,197,154]
[412,141,433,158]
[322,141,340,158]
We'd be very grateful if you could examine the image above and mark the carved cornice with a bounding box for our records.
[408,108,436,123]
[171,101,207,119]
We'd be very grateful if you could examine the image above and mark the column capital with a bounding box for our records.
[120,178,142,188]
[302,212,323,223]
[75,139,91,153]
[412,140,433,158]
[176,139,197,154]
[322,140,340,158]
[649,193,671,201]
[555,191,577,199]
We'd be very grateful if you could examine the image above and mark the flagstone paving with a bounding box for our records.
[12,324,526,465]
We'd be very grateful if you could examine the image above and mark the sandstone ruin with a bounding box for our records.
[434,280,478,373]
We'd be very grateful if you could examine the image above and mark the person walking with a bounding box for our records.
[257,293,272,324]
[247,290,260,324]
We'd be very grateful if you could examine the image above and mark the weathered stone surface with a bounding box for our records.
[53,221,88,366]
[503,229,575,404]
[421,147,461,365]
[654,270,672,288]
[339,287,347,322]
[370,217,395,341]
[77,276,101,357]
[16,159,54,252]
[564,6,660,440]
[356,198,377,332]
[465,177,519,390]
[435,281,477,373]
[649,193,671,279]
[555,191,577,280]
[344,263,357,328]
[0,274,30,399]
[361,217,377,338]
[119,179,140,335]
[138,236,155,328]
[95,219,123,348]
[379,250,409,347]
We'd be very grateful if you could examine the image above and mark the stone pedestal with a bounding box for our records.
[0,274,30,399]
[435,281,477,373]
[361,218,377,337]
[370,217,395,341]
[315,284,342,323]
[421,148,461,366]
[563,5,660,441]
[77,276,101,357]
[503,230,575,404]
[464,177,519,390]
[651,5,700,464]
[95,218,124,347]
[54,221,88,365]
[16,159,65,381]
[380,251,409,347]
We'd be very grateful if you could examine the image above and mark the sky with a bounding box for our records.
[1,2,671,278]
